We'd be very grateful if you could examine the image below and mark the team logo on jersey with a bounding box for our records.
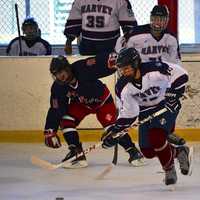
[159,117,166,125]
[105,114,113,122]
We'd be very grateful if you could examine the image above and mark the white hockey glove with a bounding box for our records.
[107,52,118,69]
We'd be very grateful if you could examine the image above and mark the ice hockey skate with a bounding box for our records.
[177,145,193,175]
[127,146,146,167]
[163,165,177,191]
[164,166,177,186]
[61,143,88,169]
[167,133,186,146]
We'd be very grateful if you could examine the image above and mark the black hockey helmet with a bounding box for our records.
[22,17,39,39]
[116,47,141,70]
[150,5,169,32]
[50,55,71,76]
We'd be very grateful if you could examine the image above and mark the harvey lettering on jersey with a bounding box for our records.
[65,0,137,41]
[81,4,112,15]
[136,86,160,102]
[141,45,169,55]
[116,24,180,63]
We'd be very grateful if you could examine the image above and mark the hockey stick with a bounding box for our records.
[14,3,22,56]
[31,107,167,171]
[31,142,103,170]
[97,91,195,179]
[96,144,118,180]
[95,109,168,179]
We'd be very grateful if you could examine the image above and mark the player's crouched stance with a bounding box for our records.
[101,47,193,187]
[43,52,144,169]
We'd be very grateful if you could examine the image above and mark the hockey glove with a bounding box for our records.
[101,130,118,149]
[44,129,61,148]
[101,124,127,149]
[108,52,118,69]
[165,97,181,113]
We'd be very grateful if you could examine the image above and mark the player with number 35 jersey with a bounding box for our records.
[64,0,137,55]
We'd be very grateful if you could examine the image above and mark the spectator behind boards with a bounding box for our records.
[6,17,51,56]
[64,0,137,55]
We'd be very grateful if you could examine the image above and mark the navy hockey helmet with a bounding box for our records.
[150,5,169,32]
[50,55,71,76]
[22,17,39,39]
[116,47,141,70]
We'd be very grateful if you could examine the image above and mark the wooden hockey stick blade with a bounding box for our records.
[95,163,114,180]
[96,144,118,180]
[31,142,103,171]
[31,155,58,170]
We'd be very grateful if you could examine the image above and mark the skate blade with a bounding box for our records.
[130,158,148,167]
[166,184,176,191]
[188,146,194,176]
[62,160,88,169]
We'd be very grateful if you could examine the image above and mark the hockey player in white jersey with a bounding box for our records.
[115,5,181,64]
[64,0,137,55]
[101,48,192,186]
[6,17,51,56]
[115,5,185,146]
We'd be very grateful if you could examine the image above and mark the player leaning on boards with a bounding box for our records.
[64,0,137,55]
[43,52,146,169]
[101,47,193,186]
[115,4,185,146]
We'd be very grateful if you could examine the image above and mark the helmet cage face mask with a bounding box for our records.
[116,48,141,79]
[150,5,169,32]
[150,15,169,32]
[22,18,39,39]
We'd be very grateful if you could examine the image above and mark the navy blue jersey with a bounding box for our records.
[45,52,116,131]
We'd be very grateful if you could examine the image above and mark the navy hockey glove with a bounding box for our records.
[44,129,61,148]
[101,125,127,149]
[101,130,118,149]
[165,88,182,113]
[165,98,181,113]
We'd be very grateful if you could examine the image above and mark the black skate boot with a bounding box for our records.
[177,145,193,175]
[167,133,186,146]
[127,146,145,167]
[62,143,88,169]
[164,166,177,186]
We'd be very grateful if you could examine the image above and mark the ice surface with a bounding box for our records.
[0,142,200,200]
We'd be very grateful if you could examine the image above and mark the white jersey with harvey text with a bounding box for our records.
[6,37,51,56]
[65,0,137,41]
[115,24,181,64]
[115,61,188,120]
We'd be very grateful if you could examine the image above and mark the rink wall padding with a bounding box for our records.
[0,128,200,142]
[0,55,200,142]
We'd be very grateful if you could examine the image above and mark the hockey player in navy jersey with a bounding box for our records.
[101,48,192,186]
[115,5,185,146]
[7,17,51,56]
[44,52,144,168]
[64,0,137,55]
